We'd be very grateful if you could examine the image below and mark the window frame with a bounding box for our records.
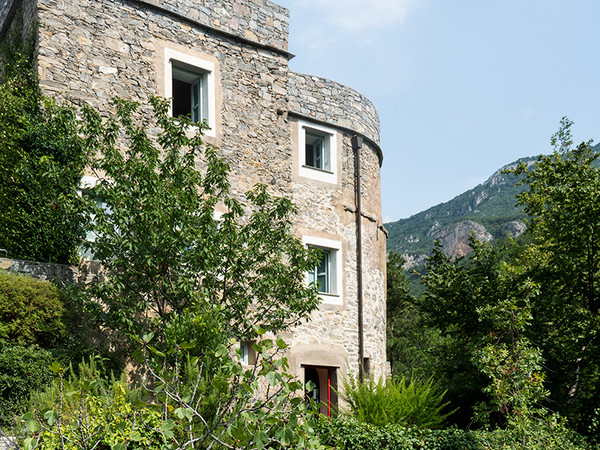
[79,176,106,261]
[164,48,216,137]
[298,121,338,184]
[302,236,343,305]
[239,341,257,366]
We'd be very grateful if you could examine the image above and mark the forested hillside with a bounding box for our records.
[385,144,600,264]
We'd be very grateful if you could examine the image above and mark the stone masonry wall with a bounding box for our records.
[0,436,16,450]
[33,0,292,198]
[0,257,102,285]
[288,72,381,147]
[136,0,290,51]
[289,129,387,378]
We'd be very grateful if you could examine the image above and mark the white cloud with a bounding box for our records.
[298,0,415,31]
[285,0,414,54]
[519,108,534,118]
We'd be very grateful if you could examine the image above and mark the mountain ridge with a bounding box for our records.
[385,143,600,266]
[384,156,536,265]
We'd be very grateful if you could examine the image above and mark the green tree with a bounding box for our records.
[471,266,548,426]
[512,117,600,431]
[386,252,440,379]
[419,238,532,427]
[82,97,320,349]
[16,96,325,448]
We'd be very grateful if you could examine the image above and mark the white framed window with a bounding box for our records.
[302,236,343,305]
[239,341,257,365]
[79,176,107,260]
[164,49,216,137]
[298,121,337,184]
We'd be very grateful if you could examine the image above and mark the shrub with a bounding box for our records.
[20,342,323,450]
[316,417,590,450]
[0,270,67,348]
[316,417,479,450]
[473,414,589,449]
[23,359,164,450]
[340,375,454,428]
[0,345,54,427]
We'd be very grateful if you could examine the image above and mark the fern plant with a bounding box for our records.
[340,374,454,429]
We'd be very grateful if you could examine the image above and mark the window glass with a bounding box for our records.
[172,65,206,123]
[309,248,331,294]
[304,130,330,171]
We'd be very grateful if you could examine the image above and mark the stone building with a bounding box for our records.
[0,0,387,415]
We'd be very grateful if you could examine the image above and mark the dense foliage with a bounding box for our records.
[340,374,453,428]
[0,271,108,429]
[317,417,588,449]
[0,345,54,428]
[0,30,88,264]
[510,119,600,431]
[386,118,600,442]
[6,93,325,448]
[386,252,441,379]
[0,271,66,347]
[81,97,320,349]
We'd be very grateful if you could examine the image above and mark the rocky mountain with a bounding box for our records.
[385,157,535,267]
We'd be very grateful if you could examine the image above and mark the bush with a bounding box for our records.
[23,359,164,450]
[20,341,323,450]
[316,417,591,449]
[0,345,53,427]
[0,271,67,348]
[316,418,479,449]
[340,375,453,428]
[473,414,590,449]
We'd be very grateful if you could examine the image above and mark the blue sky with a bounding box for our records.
[275,0,600,222]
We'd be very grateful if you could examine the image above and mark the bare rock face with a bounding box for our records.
[431,220,493,260]
[425,221,442,237]
[501,221,527,238]
[402,253,427,270]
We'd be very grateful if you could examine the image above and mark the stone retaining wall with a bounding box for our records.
[0,257,102,285]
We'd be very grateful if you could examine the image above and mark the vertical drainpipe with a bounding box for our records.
[352,134,365,382]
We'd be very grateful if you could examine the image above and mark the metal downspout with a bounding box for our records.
[352,135,365,382]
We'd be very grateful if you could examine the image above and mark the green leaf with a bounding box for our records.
[161,419,175,431]
[25,417,40,432]
[276,336,288,349]
[49,361,63,373]
[44,409,58,426]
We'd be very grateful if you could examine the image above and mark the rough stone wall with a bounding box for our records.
[0,257,102,285]
[288,72,381,146]
[34,0,292,198]
[0,0,15,35]
[5,0,387,381]
[288,128,387,379]
[137,0,289,51]
[0,437,16,450]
